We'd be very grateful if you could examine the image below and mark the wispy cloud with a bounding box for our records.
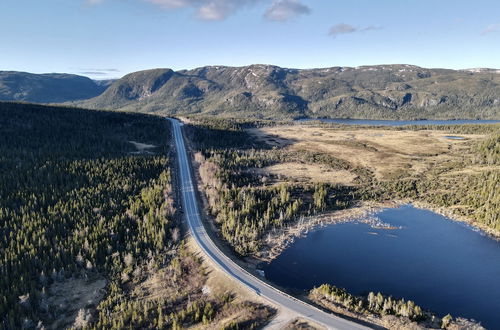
[329,23,382,38]
[481,23,500,35]
[80,71,111,76]
[78,68,120,76]
[86,0,310,21]
[86,0,104,5]
[264,0,310,22]
[144,0,261,21]
[81,68,120,72]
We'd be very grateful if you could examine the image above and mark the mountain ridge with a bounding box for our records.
[2,65,500,119]
[76,64,500,119]
[0,71,110,103]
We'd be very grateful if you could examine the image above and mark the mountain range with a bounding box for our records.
[0,71,110,103]
[75,64,500,119]
[2,65,500,119]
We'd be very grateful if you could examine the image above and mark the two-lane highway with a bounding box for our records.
[168,118,370,330]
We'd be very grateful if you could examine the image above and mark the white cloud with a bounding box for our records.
[145,0,198,9]
[481,23,500,35]
[86,0,312,21]
[264,0,310,22]
[329,23,356,37]
[78,68,120,74]
[197,3,227,20]
[144,0,261,21]
[329,23,381,38]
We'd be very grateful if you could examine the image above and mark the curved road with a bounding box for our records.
[169,118,370,330]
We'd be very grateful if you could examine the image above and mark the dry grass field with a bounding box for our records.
[255,162,357,185]
[248,125,489,182]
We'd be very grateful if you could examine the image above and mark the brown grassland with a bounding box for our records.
[248,125,490,182]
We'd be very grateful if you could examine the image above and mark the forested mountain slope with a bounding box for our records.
[77,65,500,119]
[0,102,272,329]
[0,71,108,103]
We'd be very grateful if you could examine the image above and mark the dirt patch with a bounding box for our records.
[281,318,326,330]
[44,274,107,329]
[256,162,357,186]
[128,140,158,154]
[133,250,205,303]
[186,237,258,303]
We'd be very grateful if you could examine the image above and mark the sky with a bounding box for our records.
[1,0,499,79]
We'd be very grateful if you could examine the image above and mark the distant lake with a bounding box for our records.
[444,135,466,140]
[264,205,500,328]
[297,118,500,126]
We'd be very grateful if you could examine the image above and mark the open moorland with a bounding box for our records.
[185,117,499,329]
[248,123,499,236]
[249,125,489,182]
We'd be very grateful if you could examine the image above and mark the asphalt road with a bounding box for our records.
[168,118,371,330]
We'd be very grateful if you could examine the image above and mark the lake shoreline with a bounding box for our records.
[261,202,500,329]
[250,200,397,263]
[409,200,500,241]
[250,199,500,264]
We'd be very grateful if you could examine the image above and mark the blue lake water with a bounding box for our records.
[264,205,500,328]
[444,136,466,140]
[298,118,500,126]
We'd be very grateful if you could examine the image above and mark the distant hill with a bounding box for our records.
[75,64,500,119]
[0,71,109,103]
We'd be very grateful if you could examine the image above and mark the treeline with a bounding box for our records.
[183,116,282,131]
[388,123,499,134]
[183,120,268,150]
[198,150,354,255]
[358,168,500,231]
[317,122,500,134]
[311,284,424,321]
[421,170,499,230]
[0,102,176,328]
[310,284,476,329]
[209,178,351,255]
[186,120,357,256]
[475,130,500,165]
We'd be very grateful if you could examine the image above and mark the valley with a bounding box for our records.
[184,116,499,328]
[4,1,500,328]
[0,100,498,329]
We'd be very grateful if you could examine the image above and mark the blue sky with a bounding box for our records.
[1,0,499,79]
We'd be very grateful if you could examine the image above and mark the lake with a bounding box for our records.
[297,118,500,126]
[444,135,466,140]
[264,205,500,328]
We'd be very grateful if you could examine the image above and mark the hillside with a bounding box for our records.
[0,71,109,103]
[0,101,273,329]
[76,64,500,119]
